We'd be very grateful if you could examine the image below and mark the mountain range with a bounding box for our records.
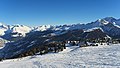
[0,17,120,59]
[0,17,120,41]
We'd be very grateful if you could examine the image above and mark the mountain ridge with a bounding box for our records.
[0,17,120,41]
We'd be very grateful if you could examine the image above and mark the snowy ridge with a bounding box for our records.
[85,27,103,32]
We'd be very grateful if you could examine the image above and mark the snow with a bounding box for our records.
[0,23,32,37]
[85,27,103,32]
[0,28,6,36]
[11,25,31,37]
[34,25,52,31]
[113,22,120,28]
[99,19,109,25]
[0,23,8,36]
[0,44,120,68]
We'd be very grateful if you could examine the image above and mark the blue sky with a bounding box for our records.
[0,0,119,26]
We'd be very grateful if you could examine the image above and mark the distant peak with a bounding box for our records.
[104,17,114,19]
[102,17,117,22]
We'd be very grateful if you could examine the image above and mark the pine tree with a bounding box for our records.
[63,43,66,49]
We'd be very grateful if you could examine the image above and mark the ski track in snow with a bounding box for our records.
[1,44,120,68]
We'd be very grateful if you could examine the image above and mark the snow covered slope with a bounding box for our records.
[0,44,120,68]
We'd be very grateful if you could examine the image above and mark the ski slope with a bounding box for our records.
[0,44,120,68]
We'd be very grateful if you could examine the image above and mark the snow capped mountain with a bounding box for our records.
[103,17,117,23]
[103,17,120,26]
[0,24,32,36]
[95,17,120,38]
[98,19,109,25]
[0,17,120,41]
[34,25,53,31]
[10,24,32,37]
[0,24,32,41]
